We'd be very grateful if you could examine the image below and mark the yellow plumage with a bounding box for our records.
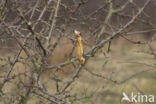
[74,30,85,64]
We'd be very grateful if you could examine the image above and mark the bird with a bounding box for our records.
[74,30,85,65]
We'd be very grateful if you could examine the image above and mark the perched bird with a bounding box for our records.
[74,30,85,65]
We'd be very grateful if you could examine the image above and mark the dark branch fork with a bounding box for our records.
[17,8,47,56]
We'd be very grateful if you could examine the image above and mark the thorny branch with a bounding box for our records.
[0,0,155,103]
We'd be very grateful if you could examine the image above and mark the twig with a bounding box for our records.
[46,0,61,49]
